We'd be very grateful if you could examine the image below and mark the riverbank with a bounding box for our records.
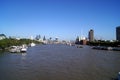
[88,41,120,47]
[0,38,42,51]
[92,46,120,51]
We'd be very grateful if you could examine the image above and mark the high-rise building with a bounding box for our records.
[88,29,94,42]
[116,26,120,41]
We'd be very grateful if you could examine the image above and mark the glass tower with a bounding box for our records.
[116,26,120,41]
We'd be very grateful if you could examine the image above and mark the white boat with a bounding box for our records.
[107,47,113,50]
[30,42,36,47]
[9,46,21,53]
[9,44,28,53]
[21,48,27,52]
[20,44,28,52]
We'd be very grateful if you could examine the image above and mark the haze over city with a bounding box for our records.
[0,0,120,40]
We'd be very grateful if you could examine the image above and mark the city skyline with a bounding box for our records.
[0,0,120,40]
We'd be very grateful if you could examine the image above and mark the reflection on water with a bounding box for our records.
[0,44,120,80]
[21,53,27,60]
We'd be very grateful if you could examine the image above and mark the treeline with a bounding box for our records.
[88,41,120,47]
[0,38,42,50]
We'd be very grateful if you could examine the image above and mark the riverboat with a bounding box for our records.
[118,72,120,80]
[9,45,28,53]
[21,48,27,52]
[9,46,21,53]
[112,47,120,51]
[30,42,36,47]
[20,48,27,52]
[20,44,28,52]
[77,45,83,48]
[92,46,120,51]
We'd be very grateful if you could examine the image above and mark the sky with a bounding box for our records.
[0,0,120,40]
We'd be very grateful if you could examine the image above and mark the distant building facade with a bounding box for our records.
[116,26,120,41]
[0,34,6,40]
[75,36,87,45]
[55,37,59,42]
[88,29,94,42]
[80,40,87,45]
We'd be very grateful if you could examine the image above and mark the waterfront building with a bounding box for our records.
[55,37,59,42]
[43,36,46,41]
[75,36,87,45]
[80,40,87,45]
[30,36,34,40]
[35,35,43,42]
[35,35,41,40]
[116,26,120,41]
[75,36,80,44]
[88,29,94,42]
[0,34,6,40]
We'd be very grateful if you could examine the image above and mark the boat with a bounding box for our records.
[21,48,27,52]
[30,42,36,47]
[9,44,28,53]
[9,46,21,53]
[92,46,100,49]
[118,72,120,80]
[77,45,83,48]
[112,47,120,51]
[92,46,120,51]
[107,47,113,50]
[20,44,28,52]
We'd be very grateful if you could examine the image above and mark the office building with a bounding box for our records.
[116,26,120,41]
[88,29,94,42]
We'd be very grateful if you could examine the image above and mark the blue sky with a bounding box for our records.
[0,0,120,40]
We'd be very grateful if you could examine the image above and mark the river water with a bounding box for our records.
[0,44,120,80]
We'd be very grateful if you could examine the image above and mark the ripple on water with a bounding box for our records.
[0,44,120,80]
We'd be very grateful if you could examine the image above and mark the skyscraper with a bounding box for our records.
[88,29,94,42]
[116,26,120,41]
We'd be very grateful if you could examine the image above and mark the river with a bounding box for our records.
[0,44,120,80]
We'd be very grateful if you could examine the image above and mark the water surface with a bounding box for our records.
[0,44,120,80]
